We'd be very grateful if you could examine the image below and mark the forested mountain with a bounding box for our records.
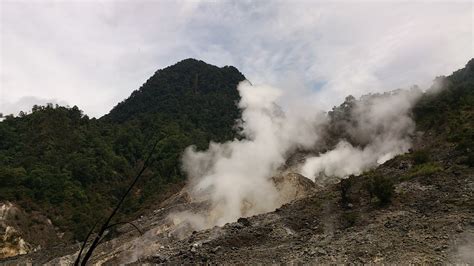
[104,58,244,142]
[0,59,245,241]
[5,58,472,264]
[2,58,473,263]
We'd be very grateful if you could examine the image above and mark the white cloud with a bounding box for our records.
[1,0,472,117]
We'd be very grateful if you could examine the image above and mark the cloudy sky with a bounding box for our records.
[1,0,473,117]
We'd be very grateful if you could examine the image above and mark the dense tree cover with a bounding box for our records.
[0,59,245,241]
[104,58,245,142]
[414,58,474,166]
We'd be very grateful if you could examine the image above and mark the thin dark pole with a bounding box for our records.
[73,221,98,266]
[105,221,143,235]
[78,139,159,265]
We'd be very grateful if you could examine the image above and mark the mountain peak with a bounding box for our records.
[175,58,207,65]
[103,59,246,125]
[156,58,240,76]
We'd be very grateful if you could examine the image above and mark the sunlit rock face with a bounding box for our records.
[272,172,317,204]
[0,201,60,259]
[0,202,31,258]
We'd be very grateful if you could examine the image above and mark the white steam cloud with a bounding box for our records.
[181,81,323,227]
[175,81,423,230]
[301,88,422,180]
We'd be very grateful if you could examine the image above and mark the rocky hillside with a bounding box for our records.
[2,59,473,264]
[6,131,473,264]
[146,127,473,264]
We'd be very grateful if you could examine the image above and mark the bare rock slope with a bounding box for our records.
[5,135,473,264]
[139,140,473,264]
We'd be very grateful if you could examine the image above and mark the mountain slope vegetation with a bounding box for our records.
[12,58,472,264]
[1,58,473,263]
[0,59,245,242]
[414,58,474,166]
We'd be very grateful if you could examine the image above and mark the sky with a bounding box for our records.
[0,0,473,118]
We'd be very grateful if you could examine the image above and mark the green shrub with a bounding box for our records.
[412,150,429,165]
[408,162,442,178]
[341,211,358,228]
[367,175,394,206]
[466,152,474,167]
[340,177,352,205]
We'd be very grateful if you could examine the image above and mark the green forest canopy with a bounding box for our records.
[0,59,245,240]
